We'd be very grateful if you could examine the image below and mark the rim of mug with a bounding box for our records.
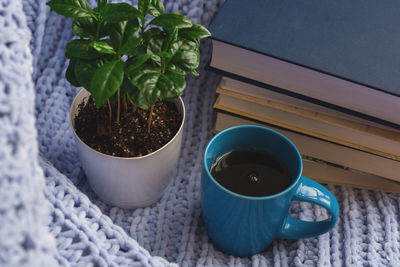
[203,125,303,200]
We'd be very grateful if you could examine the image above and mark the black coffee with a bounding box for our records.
[210,149,292,197]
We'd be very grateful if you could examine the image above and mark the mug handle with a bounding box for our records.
[278,176,339,239]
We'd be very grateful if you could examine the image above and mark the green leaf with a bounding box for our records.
[126,54,151,74]
[47,0,93,19]
[108,20,140,50]
[97,0,107,10]
[178,24,211,40]
[167,40,200,74]
[161,72,186,99]
[150,13,192,29]
[163,27,178,52]
[128,64,160,109]
[74,56,110,92]
[123,78,146,109]
[144,28,165,55]
[126,84,152,109]
[129,64,185,109]
[145,53,163,66]
[120,76,137,95]
[74,57,109,90]
[65,39,102,59]
[129,64,160,85]
[90,60,124,108]
[142,27,163,41]
[65,58,81,87]
[74,60,95,90]
[132,73,164,109]
[147,37,164,55]
[120,36,141,55]
[89,41,116,54]
[102,3,141,22]
[138,0,151,16]
[72,17,107,39]
[157,51,171,59]
[166,63,185,75]
[128,45,147,57]
[148,0,164,16]
[150,54,162,64]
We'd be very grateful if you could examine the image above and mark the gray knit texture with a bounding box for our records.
[1,0,400,266]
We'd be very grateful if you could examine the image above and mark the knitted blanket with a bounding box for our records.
[2,0,400,266]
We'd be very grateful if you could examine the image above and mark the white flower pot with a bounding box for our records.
[69,89,185,208]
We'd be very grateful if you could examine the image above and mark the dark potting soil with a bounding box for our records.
[74,97,182,157]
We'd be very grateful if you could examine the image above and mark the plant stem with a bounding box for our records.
[161,58,166,74]
[140,17,148,36]
[127,94,136,113]
[141,24,145,36]
[117,88,121,124]
[95,20,102,40]
[107,99,112,125]
[147,104,154,134]
[123,94,128,113]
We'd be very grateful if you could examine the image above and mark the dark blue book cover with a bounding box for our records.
[209,0,400,97]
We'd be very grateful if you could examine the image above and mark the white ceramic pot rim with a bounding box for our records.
[69,89,186,160]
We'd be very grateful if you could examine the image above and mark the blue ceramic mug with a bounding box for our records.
[201,125,339,257]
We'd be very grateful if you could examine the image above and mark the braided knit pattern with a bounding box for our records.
[0,1,58,266]
[1,0,400,265]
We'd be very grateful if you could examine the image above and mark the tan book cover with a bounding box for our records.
[214,111,400,183]
[215,92,400,161]
[303,158,400,193]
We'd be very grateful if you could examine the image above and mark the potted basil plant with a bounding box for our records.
[47,0,210,207]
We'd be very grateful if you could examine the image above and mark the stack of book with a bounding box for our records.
[207,0,400,192]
